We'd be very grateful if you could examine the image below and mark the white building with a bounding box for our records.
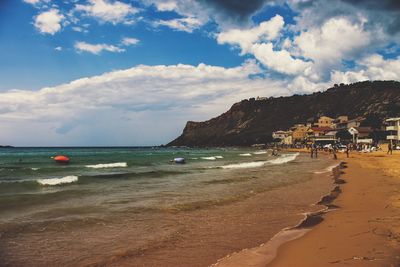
[386,118,400,141]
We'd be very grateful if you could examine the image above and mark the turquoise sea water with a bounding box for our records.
[0,147,335,266]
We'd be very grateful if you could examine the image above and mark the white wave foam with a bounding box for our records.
[267,153,299,165]
[314,163,340,174]
[253,151,267,155]
[86,162,127,169]
[201,157,216,160]
[201,156,223,160]
[239,153,252,156]
[37,176,78,186]
[221,161,266,169]
[31,168,40,171]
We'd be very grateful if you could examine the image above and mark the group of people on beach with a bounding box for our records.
[310,143,352,160]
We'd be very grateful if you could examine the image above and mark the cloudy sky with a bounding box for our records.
[1,0,400,146]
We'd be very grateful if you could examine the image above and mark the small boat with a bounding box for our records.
[53,155,70,163]
[173,157,185,164]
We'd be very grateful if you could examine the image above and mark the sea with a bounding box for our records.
[0,147,337,266]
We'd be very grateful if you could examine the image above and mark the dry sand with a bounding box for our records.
[214,148,400,267]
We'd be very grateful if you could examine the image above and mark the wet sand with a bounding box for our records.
[215,148,400,267]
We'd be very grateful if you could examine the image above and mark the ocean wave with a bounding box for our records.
[37,176,78,186]
[221,161,266,169]
[239,153,252,156]
[253,151,267,155]
[201,156,222,160]
[86,162,127,169]
[31,168,40,171]
[267,153,299,165]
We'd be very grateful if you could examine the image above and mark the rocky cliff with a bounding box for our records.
[168,81,400,147]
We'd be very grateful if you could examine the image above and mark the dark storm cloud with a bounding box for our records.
[342,0,400,33]
[341,0,400,10]
[197,0,274,24]
[290,0,400,34]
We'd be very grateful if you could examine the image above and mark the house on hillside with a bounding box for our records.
[333,116,348,129]
[347,117,365,128]
[311,126,334,137]
[386,118,400,142]
[291,125,313,142]
[316,116,334,128]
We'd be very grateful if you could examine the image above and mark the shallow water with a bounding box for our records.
[0,147,335,266]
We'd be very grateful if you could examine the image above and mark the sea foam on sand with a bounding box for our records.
[239,153,252,156]
[86,162,127,169]
[37,175,78,186]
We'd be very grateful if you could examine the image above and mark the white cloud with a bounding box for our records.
[144,0,209,30]
[294,17,371,70]
[330,54,400,84]
[23,0,49,5]
[0,61,294,146]
[75,41,125,54]
[34,9,65,35]
[121,37,140,46]
[154,17,203,33]
[54,46,62,51]
[217,15,285,54]
[71,26,88,33]
[75,0,139,24]
[251,43,312,75]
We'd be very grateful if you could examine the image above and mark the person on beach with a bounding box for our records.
[346,144,350,158]
[310,144,314,158]
[387,142,393,155]
[314,144,318,158]
[333,144,338,160]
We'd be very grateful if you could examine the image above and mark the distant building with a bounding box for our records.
[333,116,348,129]
[272,130,293,145]
[272,130,290,140]
[386,118,400,142]
[347,117,365,128]
[355,127,373,139]
[256,96,268,101]
[316,116,334,128]
[291,125,312,142]
[311,126,334,137]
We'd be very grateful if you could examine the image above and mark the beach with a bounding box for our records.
[215,148,400,267]
[2,147,400,266]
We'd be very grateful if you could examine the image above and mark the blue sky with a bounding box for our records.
[0,0,399,146]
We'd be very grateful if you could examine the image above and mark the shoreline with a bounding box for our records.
[269,149,400,266]
[214,148,400,267]
[211,155,343,267]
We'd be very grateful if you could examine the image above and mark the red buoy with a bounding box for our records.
[54,155,70,163]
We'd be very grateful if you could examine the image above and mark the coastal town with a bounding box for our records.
[271,115,399,150]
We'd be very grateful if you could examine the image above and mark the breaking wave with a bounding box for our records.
[201,156,223,160]
[239,153,252,156]
[253,151,267,155]
[267,153,299,165]
[37,176,78,186]
[221,161,266,169]
[86,162,127,169]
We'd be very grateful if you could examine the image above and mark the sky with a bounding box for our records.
[0,0,400,146]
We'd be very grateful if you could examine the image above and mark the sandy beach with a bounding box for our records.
[215,148,400,267]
